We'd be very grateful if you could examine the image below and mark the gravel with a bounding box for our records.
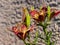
[0,0,60,45]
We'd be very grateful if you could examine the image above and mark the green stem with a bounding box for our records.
[28,34,32,45]
[23,39,27,45]
[43,23,50,45]
[43,25,47,35]
[33,31,39,45]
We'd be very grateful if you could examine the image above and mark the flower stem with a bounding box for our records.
[23,39,28,45]
[33,31,39,45]
[42,23,52,45]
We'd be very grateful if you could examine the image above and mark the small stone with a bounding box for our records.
[10,18,15,24]
[55,32,59,35]
[58,34,60,38]
[56,40,60,45]
[54,24,58,31]
[0,42,4,45]
[16,14,21,19]
[55,36,59,40]
[15,18,22,23]
[51,36,56,42]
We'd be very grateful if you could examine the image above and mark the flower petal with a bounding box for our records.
[50,11,60,19]
[30,10,39,17]
[12,26,19,34]
[39,10,46,21]
[41,7,47,11]
[17,32,26,39]
[54,11,60,17]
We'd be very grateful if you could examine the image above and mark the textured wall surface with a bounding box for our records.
[0,0,60,45]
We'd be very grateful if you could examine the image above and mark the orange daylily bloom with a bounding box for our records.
[50,10,60,19]
[30,10,39,20]
[12,23,34,39]
[30,6,60,22]
[12,26,19,35]
[30,9,46,22]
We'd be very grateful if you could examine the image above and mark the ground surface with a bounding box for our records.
[0,0,60,45]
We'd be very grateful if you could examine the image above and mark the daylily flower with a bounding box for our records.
[41,7,47,12]
[30,10,39,20]
[30,6,60,22]
[12,23,34,39]
[39,10,46,21]
[51,11,60,18]
[30,9,46,22]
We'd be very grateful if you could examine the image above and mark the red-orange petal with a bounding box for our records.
[12,26,19,34]
[41,7,47,11]
[17,32,26,39]
[12,26,17,30]
[54,11,60,17]
[51,11,60,19]
[38,15,45,21]
[30,10,38,17]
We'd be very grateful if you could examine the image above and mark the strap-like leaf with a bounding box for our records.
[24,8,31,27]
[49,41,55,45]
[47,6,51,21]
[31,6,34,11]
[40,6,42,10]
[26,13,31,27]
[48,31,52,39]
[33,31,38,44]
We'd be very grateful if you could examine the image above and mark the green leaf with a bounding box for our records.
[46,21,51,25]
[39,22,44,26]
[31,6,34,11]
[45,31,52,45]
[33,31,39,44]
[26,43,30,45]
[48,31,52,39]
[38,34,45,40]
[47,31,52,39]
[46,31,52,41]
[47,6,51,21]
[26,13,31,27]
[40,6,42,10]
[24,8,31,27]
[50,41,55,45]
